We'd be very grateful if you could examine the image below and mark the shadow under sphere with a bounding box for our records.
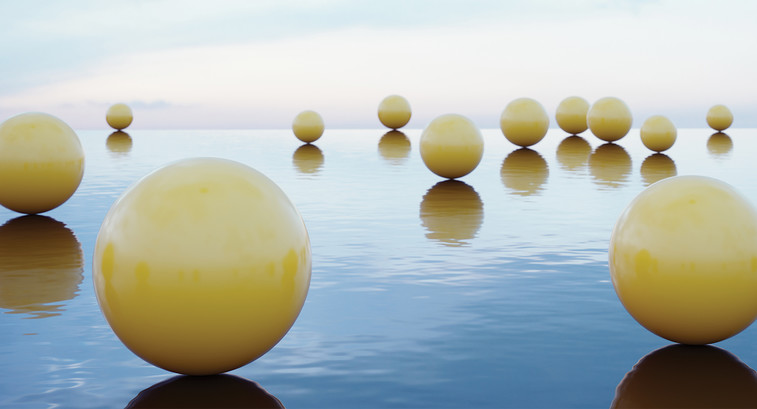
[106,131,133,156]
[612,344,757,408]
[378,130,411,165]
[0,215,83,318]
[640,153,677,186]
[588,143,632,189]
[125,374,283,408]
[292,143,324,174]
[707,132,733,158]
[420,180,483,247]
[500,148,549,196]
[556,135,592,172]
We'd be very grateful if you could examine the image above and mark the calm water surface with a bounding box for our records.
[1,128,757,408]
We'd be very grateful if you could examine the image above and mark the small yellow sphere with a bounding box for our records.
[555,96,590,135]
[93,157,311,375]
[609,176,757,345]
[420,114,484,179]
[706,104,733,131]
[292,110,324,143]
[378,95,411,129]
[499,97,549,147]
[106,103,133,130]
[640,115,677,152]
[0,113,85,214]
[587,97,633,142]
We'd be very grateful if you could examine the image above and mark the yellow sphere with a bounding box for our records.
[499,97,549,147]
[292,110,324,143]
[706,104,733,131]
[555,96,589,135]
[106,103,133,130]
[640,115,676,152]
[378,95,411,129]
[609,175,757,344]
[93,157,311,375]
[587,97,633,142]
[420,114,484,179]
[0,113,85,214]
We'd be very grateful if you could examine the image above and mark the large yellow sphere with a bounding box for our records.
[292,110,324,143]
[93,158,311,375]
[499,97,549,147]
[555,96,589,135]
[378,95,411,129]
[420,114,484,179]
[706,104,733,131]
[0,113,85,214]
[640,115,676,152]
[609,176,757,344]
[587,97,633,142]
[106,103,133,130]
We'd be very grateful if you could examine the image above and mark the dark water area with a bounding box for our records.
[1,128,757,408]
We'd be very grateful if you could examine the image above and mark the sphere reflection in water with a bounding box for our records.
[292,144,324,174]
[420,181,483,247]
[500,148,549,196]
[0,215,83,318]
[378,130,411,165]
[612,344,757,408]
[106,131,133,156]
[708,132,733,158]
[640,153,677,186]
[556,135,591,172]
[588,143,632,189]
[126,374,283,409]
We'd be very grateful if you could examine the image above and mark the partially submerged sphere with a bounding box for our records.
[420,114,484,179]
[0,113,84,214]
[706,104,733,131]
[106,103,133,130]
[555,96,589,135]
[587,97,633,142]
[292,110,324,143]
[640,115,677,152]
[609,176,757,345]
[378,95,411,129]
[499,97,549,147]
[93,158,311,375]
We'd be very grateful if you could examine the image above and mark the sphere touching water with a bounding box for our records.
[0,112,84,214]
[555,96,589,135]
[499,98,549,147]
[706,104,733,131]
[292,110,324,143]
[587,97,632,142]
[106,103,133,130]
[609,176,757,345]
[420,114,483,179]
[378,95,411,129]
[640,115,676,152]
[93,158,311,375]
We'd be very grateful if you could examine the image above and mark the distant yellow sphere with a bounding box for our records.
[0,113,85,214]
[292,110,324,143]
[106,103,133,130]
[499,97,549,147]
[378,95,411,129]
[587,97,632,142]
[640,115,676,152]
[420,114,484,179]
[555,96,589,135]
[93,157,311,375]
[609,176,757,344]
[706,104,733,131]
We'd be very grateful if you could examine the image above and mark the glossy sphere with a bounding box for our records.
[555,96,589,135]
[292,110,324,143]
[706,104,733,131]
[640,115,676,152]
[378,95,411,129]
[93,158,311,375]
[587,97,633,142]
[0,113,84,214]
[106,103,133,130]
[499,98,549,147]
[609,176,757,344]
[420,114,483,179]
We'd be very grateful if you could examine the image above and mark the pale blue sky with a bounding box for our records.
[1,0,756,129]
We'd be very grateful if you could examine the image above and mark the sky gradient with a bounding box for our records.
[1,0,756,129]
